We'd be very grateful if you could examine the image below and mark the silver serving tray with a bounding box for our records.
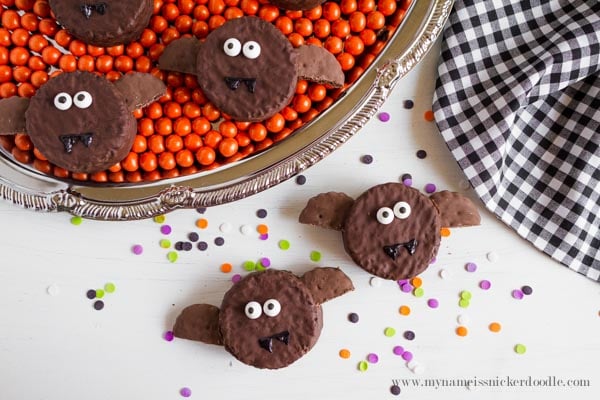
[0,0,453,220]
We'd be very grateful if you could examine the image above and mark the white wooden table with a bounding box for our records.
[1,41,598,400]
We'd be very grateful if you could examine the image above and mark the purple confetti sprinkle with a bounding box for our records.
[479,280,491,290]
[164,331,174,342]
[393,346,404,356]
[160,225,172,235]
[231,274,242,284]
[180,387,192,398]
[465,262,477,272]
[398,279,409,286]
[378,112,390,122]
[260,257,271,267]
[259,233,269,240]
[512,289,524,300]
[401,283,414,293]
[424,183,437,193]
[402,178,413,187]
[132,244,143,255]
[367,353,379,363]
[401,351,413,361]
[427,298,439,308]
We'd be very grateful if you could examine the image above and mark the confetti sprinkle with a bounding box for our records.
[512,289,524,300]
[390,385,401,396]
[459,299,470,308]
[367,353,379,363]
[424,183,436,193]
[358,361,368,372]
[243,261,256,271]
[132,244,143,255]
[413,287,424,298]
[86,289,96,300]
[424,110,435,122]
[154,215,166,223]
[416,150,427,159]
[259,233,269,240]
[46,284,60,296]
[160,239,171,248]
[457,314,470,325]
[369,277,382,287]
[240,225,253,235]
[399,305,411,316]
[196,219,208,229]
[160,225,172,235]
[360,154,374,164]
[164,331,174,341]
[348,313,359,323]
[214,237,225,246]
[93,300,104,311]
[167,251,178,263]
[514,344,527,354]
[384,327,396,337]
[196,207,206,214]
[219,222,232,233]
[489,322,502,333]
[180,387,192,398]
[188,232,199,242]
[259,257,271,268]
[403,331,415,341]
[456,326,468,337]
[479,280,491,290]
[70,216,83,226]
[104,283,116,293]
[465,262,477,272]
[439,269,449,279]
[310,250,322,262]
[220,263,232,273]
[278,240,290,250]
[295,175,307,185]
[257,224,269,235]
[339,349,351,359]
[231,274,242,283]
[440,227,451,237]
[401,351,413,361]
[410,277,422,288]
[95,289,105,299]
[197,241,208,251]
[378,112,390,122]
[256,209,268,218]
[487,251,499,262]
[393,346,404,356]
[400,283,413,293]
[403,99,414,109]
[460,290,472,300]
[521,285,533,295]
[427,298,439,309]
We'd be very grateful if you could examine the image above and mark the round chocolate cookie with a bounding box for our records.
[219,269,323,369]
[268,0,326,10]
[342,183,442,280]
[25,71,136,173]
[195,16,298,122]
[48,0,153,47]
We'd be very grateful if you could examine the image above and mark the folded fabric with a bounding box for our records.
[433,0,599,280]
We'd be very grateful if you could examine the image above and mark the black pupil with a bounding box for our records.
[267,303,274,310]
[248,307,254,314]
[77,94,85,101]
[227,43,233,49]
[248,45,254,50]
[399,207,406,214]
[58,96,67,103]
[382,211,389,217]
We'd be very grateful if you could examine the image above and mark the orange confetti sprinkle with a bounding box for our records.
[339,349,351,359]
[489,322,502,333]
[440,227,451,237]
[196,218,208,229]
[399,305,411,316]
[220,263,232,273]
[456,326,468,337]
[257,224,269,235]
[410,277,422,288]
[424,110,435,122]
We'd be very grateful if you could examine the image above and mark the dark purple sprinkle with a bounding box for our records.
[175,241,184,251]
[403,330,415,340]
[295,175,306,185]
[348,312,359,323]
[403,99,414,109]
[256,209,268,219]
[390,385,401,395]
[86,289,97,300]
[360,154,374,164]
[188,232,199,242]
[196,207,207,214]
[197,241,208,251]
[214,237,225,246]
[521,285,533,295]
[93,300,104,310]
[416,150,427,159]
[183,242,193,251]
[401,173,412,181]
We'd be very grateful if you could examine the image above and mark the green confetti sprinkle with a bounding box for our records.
[413,287,424,297]
[154,215,166,223]
[514,344,527,354]
[278,240,290,250]
[104,283,116,293]
[459,299,470,308]
[460,290,472,300]
[310,250,322,262]
[358,361,368,372]
[167,251,178,263]
[159,239,171,248]
[70,216,83,226]
[256,262,266,272]
[243,261,256,271]
[384,327,396,337]
[95,289,105,299]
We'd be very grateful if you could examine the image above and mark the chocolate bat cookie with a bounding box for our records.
[172,267,354,369]
[48,0,154,47]
[299,183,482,280]
[158,16,344,122]
[0,71,166,173]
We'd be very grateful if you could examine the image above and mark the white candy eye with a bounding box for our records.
[54,92,72,111]
[393,201,411,219]
[263,299,281,317]
[73,91,93,109]
[223,38,241,57]
[376,207,394,225]
[245,301,262,319]
[242,41,261,59]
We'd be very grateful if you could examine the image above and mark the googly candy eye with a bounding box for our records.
[54,92,72,111]
[393,202,411,219]
[73,91,93,109]
[245,301,262,319]
[242,41,261,59]
[376,207,394,225]
[223,38,241,57]
[263,299,281,317]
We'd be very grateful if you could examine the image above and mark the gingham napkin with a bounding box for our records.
[433,0,599,280]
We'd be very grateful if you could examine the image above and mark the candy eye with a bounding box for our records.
[263,299,281,317]
[393,201,411,219]
[245,301,262,319]
[376,207,394,225]
[54,92,72,111]
[242,41,261,59]
[223,38,241,57]
[73,91,93,109]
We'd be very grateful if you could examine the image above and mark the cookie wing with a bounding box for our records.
[301,267,354,305]
[173,304,223,345]
[299,192,355,231]
[295,45,345,88]
[158,37,201,76]
[113,72,167,112]
[430,191,481,228]
[0,97,29,135]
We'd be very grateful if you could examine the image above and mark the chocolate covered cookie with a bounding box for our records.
[0,71,166,173]
[173,267,354,369]
[48,0,153,47]
[159,16,344,121]
[300,183,481,280]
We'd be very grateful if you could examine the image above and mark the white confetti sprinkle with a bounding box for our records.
[369,277,382,287]
[412,364,426,375]
[439,269,449,279]
[46,284,60,296]
[219,222,232,233]
[457,314,470,325]
[240,225,253,236]
[487,251,500,263]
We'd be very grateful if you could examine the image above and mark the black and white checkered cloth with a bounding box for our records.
[433,0,599,280]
